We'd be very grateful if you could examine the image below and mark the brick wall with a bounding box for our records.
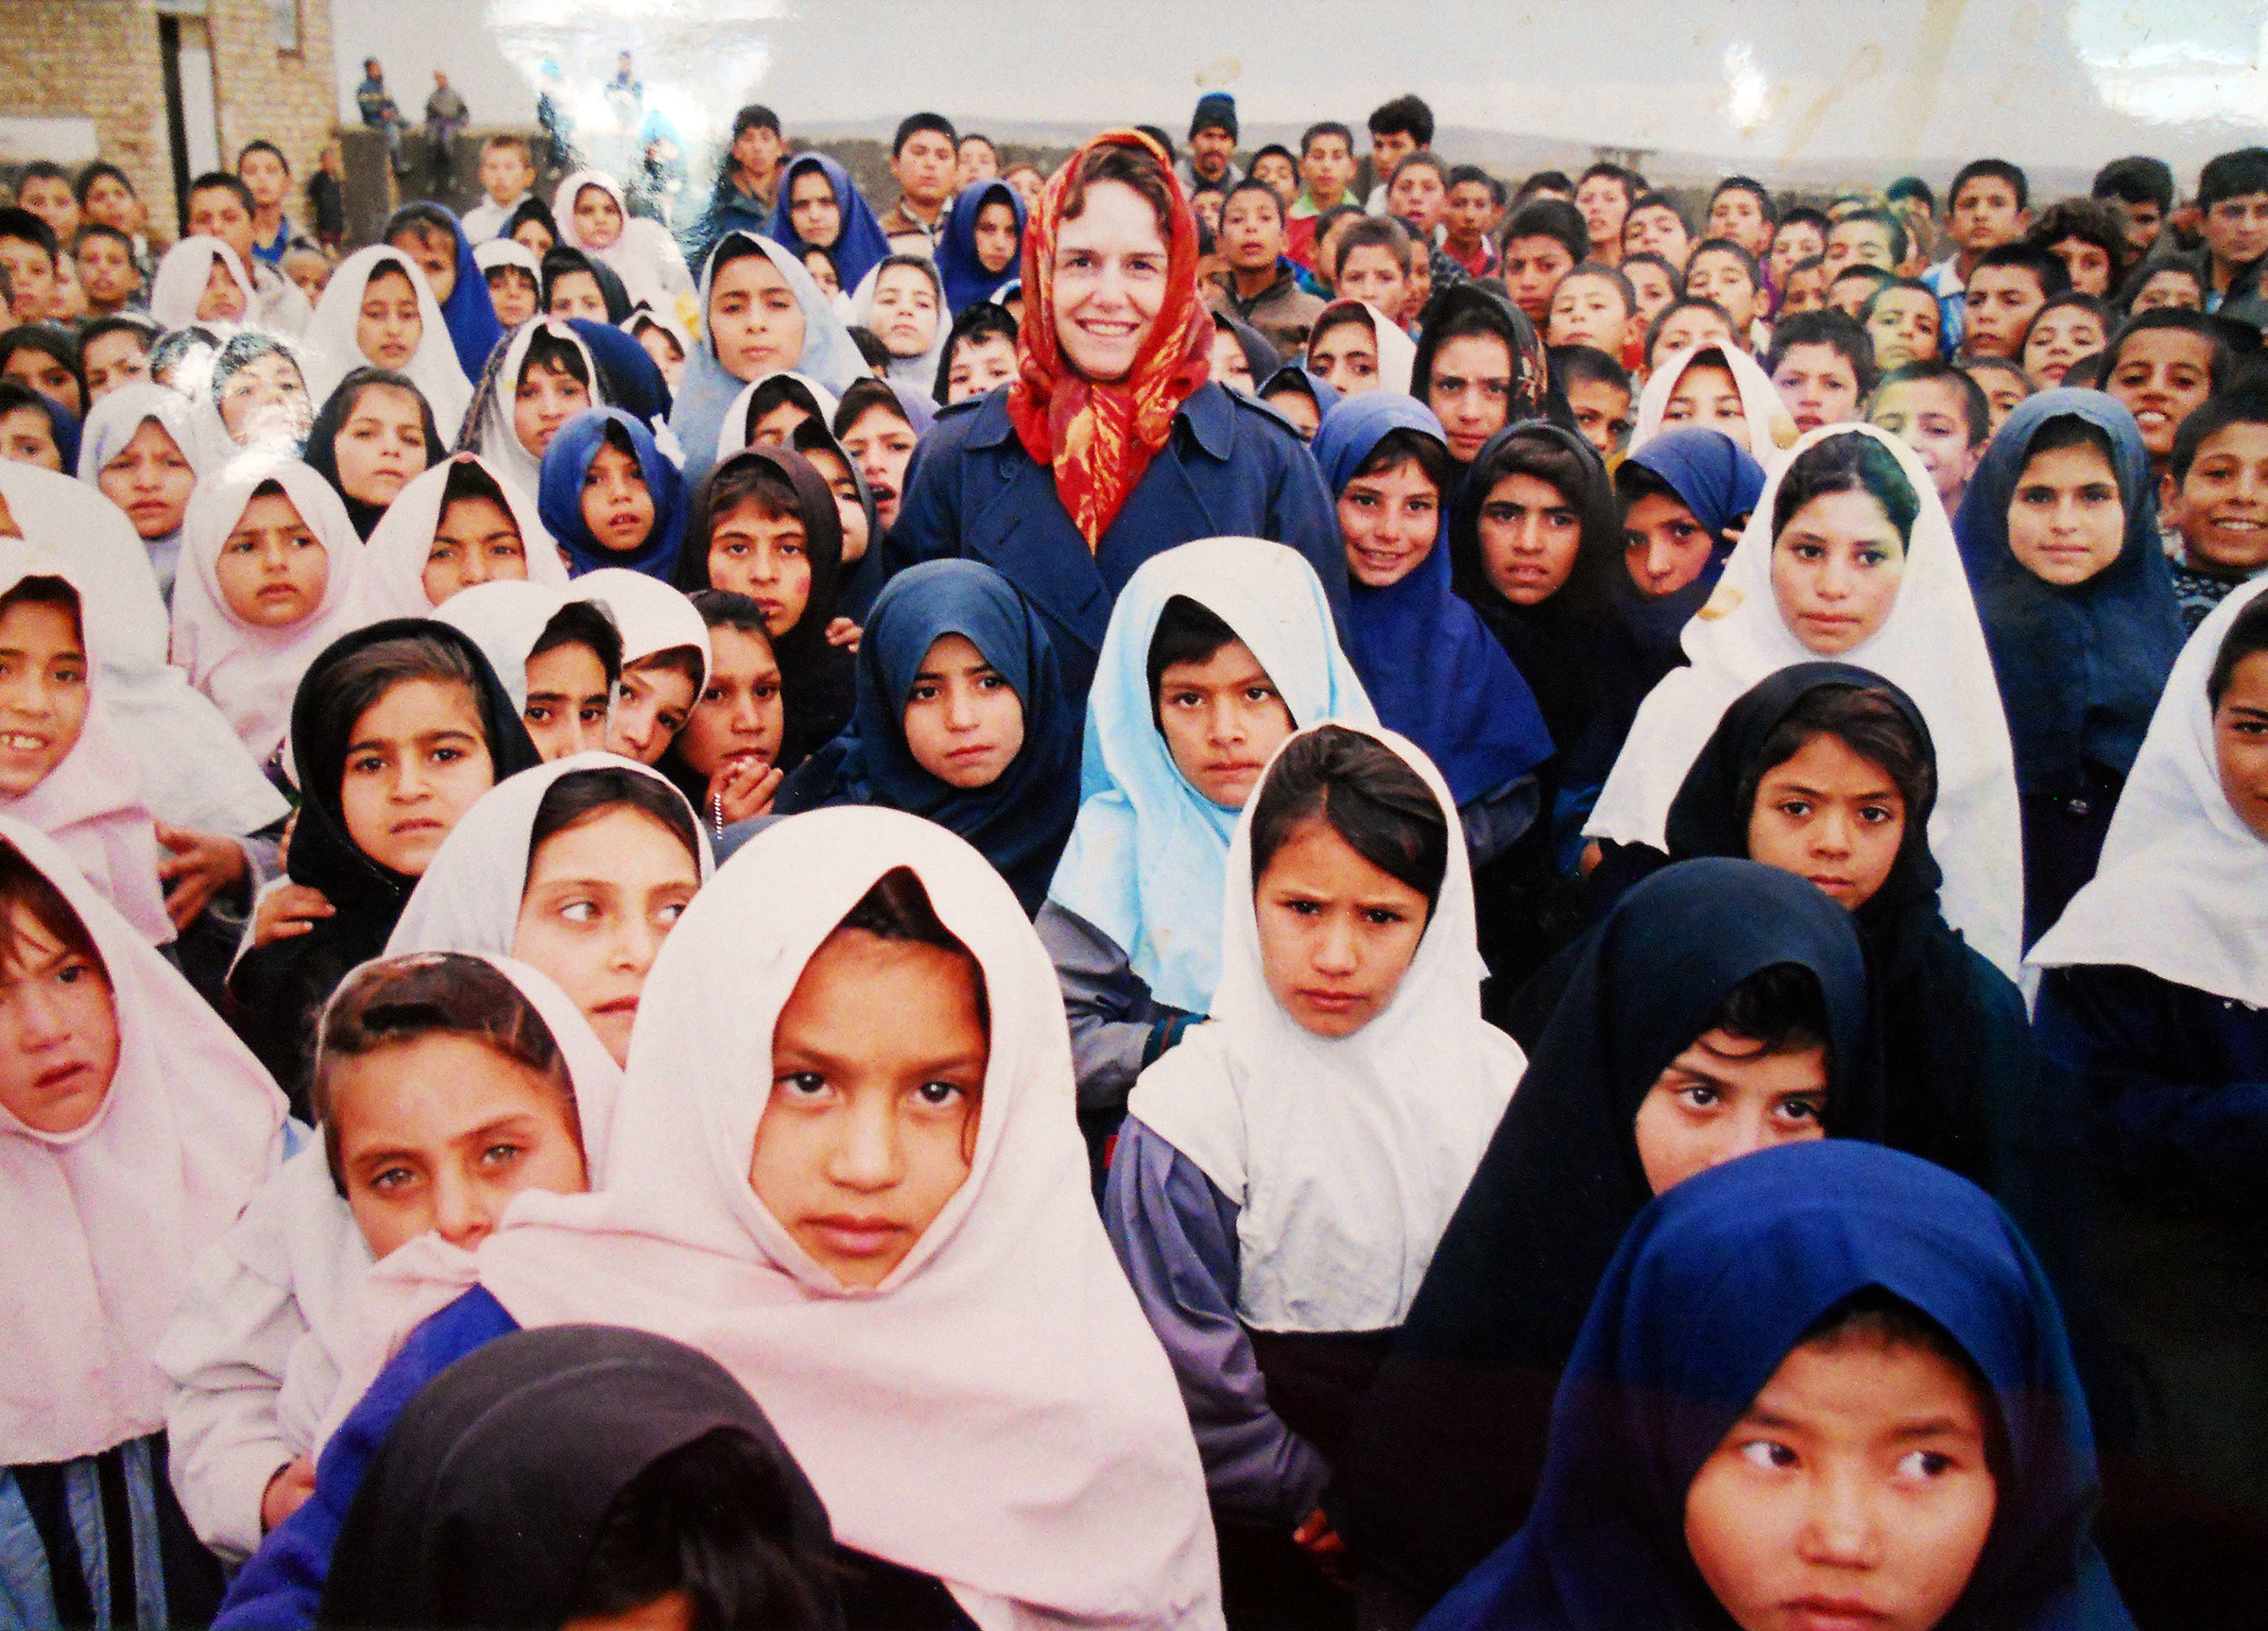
[0,0,339,237]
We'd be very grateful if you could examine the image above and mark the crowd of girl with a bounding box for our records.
[5,107,2268,1631]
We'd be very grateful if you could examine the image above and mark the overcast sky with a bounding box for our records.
[335,0,2268,185]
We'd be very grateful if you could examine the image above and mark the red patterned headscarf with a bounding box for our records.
[1005,129,1213,550]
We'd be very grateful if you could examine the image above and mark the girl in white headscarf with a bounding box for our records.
[1627,341,1796,462]
[472,237,543,332]
[849,253,951,389]
[0,815,287,1622]
[149,235,258,330]
[433,579,622,759]
[1304,300,1417,398]
[353,452,567,623]
[551,169,692,311]
[78,381,202,600]
[1587,423,2023,975]
[300,246,473,441]
[456,318,607,498]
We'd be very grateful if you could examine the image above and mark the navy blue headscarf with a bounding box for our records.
[1,384,79,474]
[1421,1140,2133,1631]
[564,318,672,425]
[1952,390,2182,795]
[536,407,688,579]
[387,203,505,386]
[766,152,894,297]
[937,180,1027,314]
[1609,426,1766,675]
[774,559,1079,913]
[1313,391,1553,807]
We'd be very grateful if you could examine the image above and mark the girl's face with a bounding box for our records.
[521,640,611,760]
[1209,325,1255,395]
[331,1032,587,1258]
[2005,440,2124,586]
[218,352,313,447]
[1338,455,1441,588]
[707,497,809,635]
[197,257,247,322]
[1477,470,1583,606]
[334,383,430,509]
[2213,649,2268,842]
[1685,1331,1997,1631]
[839,405,919,532]
[1262,386,1320,442]
[635,323,686,391]
[2131,267,2203,314]
[356,266,423,370]
[0,902,118,1137]
[1632,1028,1828,1195]
[787,167,842,250]
[547,269,609,323]
[1661,361,1751,449]
[513,805,700,1067]
[3,345,82,418]
[711,252,807,385]
[2020,306,2106,390]
[1308,318,1380,397]
[1255,815,1431,1039]
[680,624,782,780]
[748,399,813,447]
[580,437,656,555]
[512,218,556,258]
[1685,251,1758,331]
[573,184,624,250]
[870,264,941,360]
[215,489,327,627]
[513,357,590,457]
[337,677,495,875]
[902,632,1024,789]
[1623,490,1717,598]
[1155,636,1295,810]
[799,445,869,564]
[96,418,196,541]
[488,266,540,328]
[1771,489,1907,655]
[425,493,528,603]
[0,408,60,472]
[607,658,697,765]
[1745,732,1908,912]
[749,924,988,1289]
[0,596,89,798]
[1428,332,1517,464]
[1864,288,1943,370]
[973,199,1022,275]
[1050,178,1169,386]
[801,249,840,300]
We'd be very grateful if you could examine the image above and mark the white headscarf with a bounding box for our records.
[1587,422,2024,976]
[713,372,844,465]
[849,258,950,389]
[435,578,582,712]
[1629,342,1797,465]
[327,809,1222,1627]
[386,752,712,964]
[0,461,288,839]
[148,235,258,330]
[0,814,286,1464]
[551,169,693,308]
[353,452,566,624]
[2030,575,2268,1003]
[76,383,204,600]
[472,236,541,282]
[1128,724,1524,1333]
[1307,300,1417,397]
[300,246,473,441]
[573,566,711,688]
[459,318,606,497]
[171,454,365,766]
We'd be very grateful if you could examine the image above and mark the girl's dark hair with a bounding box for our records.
[832,376,913,441]
[504,196,558,245]
[521,326,593,392]
[695,455,802,544]
[1060,140,1176,241]
[312,632,486,781]
[704,232,772,288]
[440,455,513,518]
[0,574,81,636]
[2114,254,2206,314]
[627,310,686,361]
[531,601,624,685]
[2208,594,2268,708]
[78,314,158,360]
[563,1429,840,1631]
[844,324,891,369]
[1146,594,1243,715]
[834,866,988,1036]
[0,840,102,979]
[690,588,776,642]
[1486,429,1595,519]
[1704,962,1829,1056]
[935,302,1019,404]
[384,202,459,250]
[2019,415,2122,497]
[1801,1287,1996,1434]
[0,325,85,408]
[317,368,443,470]
[870,252,942,301]
[362,258,419,298]
[1739,684,1934,833]
[1772,433,1920,546]
[1349,424,1455,504]
[1308,304,1376,356]
[1249,726,1451,911]
[528,764,700,874]
[744,374,830,441]
[312,953,576,1192]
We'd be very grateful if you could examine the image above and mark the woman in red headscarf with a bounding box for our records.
[886,129,1346,702]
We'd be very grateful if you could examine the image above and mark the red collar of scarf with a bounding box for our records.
[1005,129,1213,550]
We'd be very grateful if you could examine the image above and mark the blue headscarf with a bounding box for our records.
[1609,426,1767,671]
[776,560,1079,914]
[1422,1140,2133,1631]
[936,180,1027,314]
[1047,538,1375,1013]
[1952,389,2183,795]
[564,318,671,425]
[6,387,79,474]
[1313,392,1553,807]
[535,407,687,579]
[765,152,894,297]
[389,203,506,386]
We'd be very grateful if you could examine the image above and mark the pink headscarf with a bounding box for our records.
[331,807,1222,1628]
[0,542,177,944]
[0,815,287,1464]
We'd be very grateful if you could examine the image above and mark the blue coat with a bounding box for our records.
[885,380,1349,701]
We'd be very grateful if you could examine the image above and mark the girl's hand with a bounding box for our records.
[261,1457,317,1533]
[251,883,335,947]
[157,824,249,929]
[824,616,862,653]
[1293,1508,1348,1585]
[707,758,782,827]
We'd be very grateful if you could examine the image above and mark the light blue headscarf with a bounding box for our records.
[668,231,868,492]
[1046,538,1375,1013]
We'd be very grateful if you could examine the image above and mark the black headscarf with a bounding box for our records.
[542,245,633,323]
[1334,858,1874,1607]
[302,369,446,540]
[1208,310,1281,385]
[319,1326,844,1631]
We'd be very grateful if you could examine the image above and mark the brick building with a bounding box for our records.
[0,0,338,236]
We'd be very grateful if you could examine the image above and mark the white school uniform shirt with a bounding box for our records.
[460,191,532,244]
